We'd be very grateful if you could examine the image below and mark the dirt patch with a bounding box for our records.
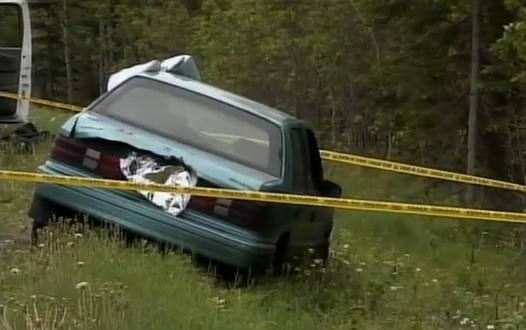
[0,225,31,264]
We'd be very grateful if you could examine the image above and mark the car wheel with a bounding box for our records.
[318,243,330,268]
[272,232,292,276]
[28,195,78,245]
[304,243,330,269]
[30,221,44,246]
[273,241,331,276]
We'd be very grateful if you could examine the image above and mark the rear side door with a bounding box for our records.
[304,128,340,227]
[288,126,332,244]
[0,0,32,123]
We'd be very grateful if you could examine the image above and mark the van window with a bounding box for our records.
[0,4,22,48]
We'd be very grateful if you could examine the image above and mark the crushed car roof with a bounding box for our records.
[137,71,298,125]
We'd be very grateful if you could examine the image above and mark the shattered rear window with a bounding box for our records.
[90,77,283,177]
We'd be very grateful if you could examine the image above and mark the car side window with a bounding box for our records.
[290,128,310,188]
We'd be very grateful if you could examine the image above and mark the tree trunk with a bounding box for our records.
[61,0,73,103]
[465,0,481,206]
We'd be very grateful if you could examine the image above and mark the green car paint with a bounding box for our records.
[28,70,342,273]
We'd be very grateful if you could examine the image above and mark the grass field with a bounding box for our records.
[1,108,525,329]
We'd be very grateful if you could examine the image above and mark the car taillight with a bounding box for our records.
[189,196,268,230]
[50,136,125,180]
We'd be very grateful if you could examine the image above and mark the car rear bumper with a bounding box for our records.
[28,160,276,270]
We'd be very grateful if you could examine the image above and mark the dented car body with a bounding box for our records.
[28,56,342,272]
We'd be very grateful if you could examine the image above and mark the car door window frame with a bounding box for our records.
[290,127,310,189]
[305,128,324,189]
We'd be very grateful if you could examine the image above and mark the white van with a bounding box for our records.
[0,0,32,123]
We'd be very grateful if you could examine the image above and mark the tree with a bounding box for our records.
[465,0,481,206]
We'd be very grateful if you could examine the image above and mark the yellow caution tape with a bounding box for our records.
[2,91,525,193]
[320,150,526,193]
[0,91,83,113]
[1,169,526,224]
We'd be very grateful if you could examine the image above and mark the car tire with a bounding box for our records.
[272,240,330,276]
[28,195,77,245]
[318,242,330,268]
[271,232,292,276]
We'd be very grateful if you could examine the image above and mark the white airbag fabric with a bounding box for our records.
[119,153,198,216]
[107,55,201,92]
[107,60,162,91]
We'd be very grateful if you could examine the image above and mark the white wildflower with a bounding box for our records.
[76,282,89,290]
[340,258,350,265]
[211,296,226,307]
[313,258,323,265]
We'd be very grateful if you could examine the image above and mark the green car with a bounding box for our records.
[27,55,342,274]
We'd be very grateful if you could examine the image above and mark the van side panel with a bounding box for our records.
[0,0,31,123]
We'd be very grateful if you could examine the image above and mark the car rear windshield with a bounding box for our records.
[90,76,283,177]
